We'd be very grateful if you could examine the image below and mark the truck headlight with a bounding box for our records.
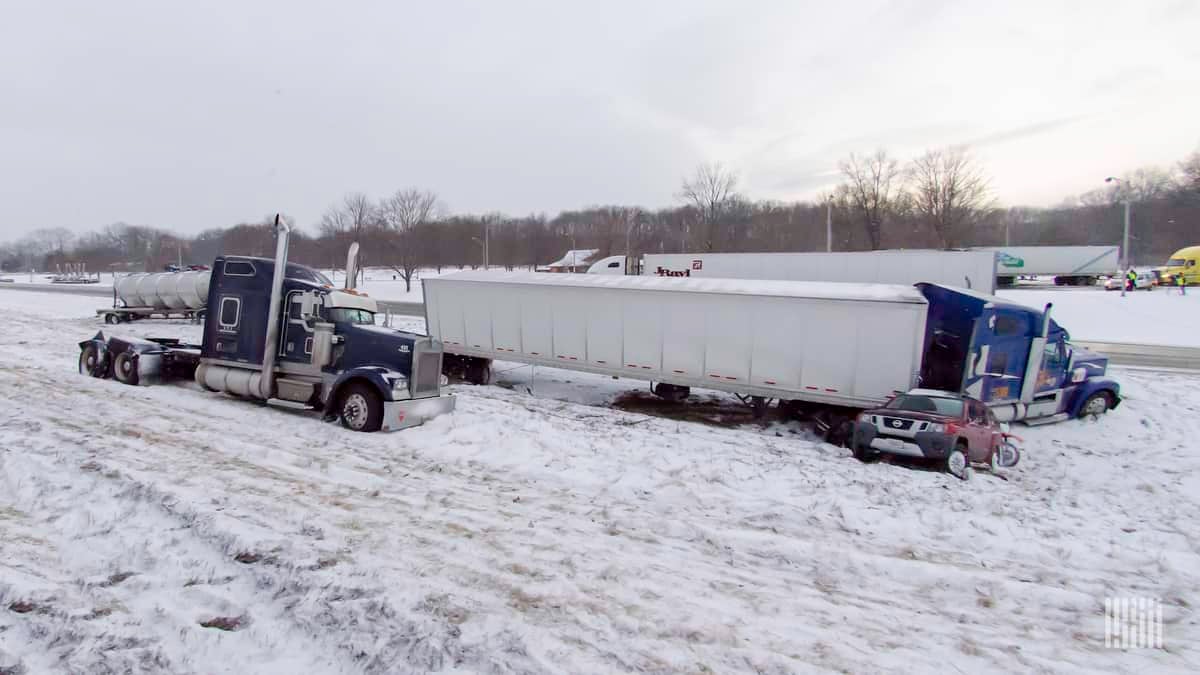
[927,423,945,433]
[390,376,409,398]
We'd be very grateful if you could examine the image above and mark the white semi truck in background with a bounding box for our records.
[588,250,999,294]
[970,245,1120,286]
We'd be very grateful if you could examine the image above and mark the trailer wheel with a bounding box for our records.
[78,344,105,378]
[338,383,383,432]
[104,312,121,325]
[652,382,690,402]
[465,359,492,386]
[1079,391,1112,418]
[113,351,139,386]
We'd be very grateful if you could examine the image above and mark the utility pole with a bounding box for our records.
[1121,199,1131,269]
[826,202,832,252]
[1105,176,1132,269]
[483,219,490,269]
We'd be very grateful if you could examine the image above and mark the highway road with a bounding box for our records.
[3,282,1197,371]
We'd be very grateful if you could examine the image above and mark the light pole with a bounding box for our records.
[826,202,833,252]
[1105,176,1131,270]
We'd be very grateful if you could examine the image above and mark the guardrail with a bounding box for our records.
[1071,340,1200,372]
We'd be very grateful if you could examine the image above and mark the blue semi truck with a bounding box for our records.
[77,216,455,432]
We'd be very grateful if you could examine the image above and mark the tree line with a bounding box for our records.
[3,145,1198,285]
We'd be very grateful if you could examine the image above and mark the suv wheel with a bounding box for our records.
[945,443,970,480]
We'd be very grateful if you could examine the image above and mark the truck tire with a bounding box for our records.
[1078,391,1112,418]
[652,382,690,402]
[104,312,121,325]
[338,383,383,432]
[946,442,970,480]
[113,351,139,386]
[79,344,105,378]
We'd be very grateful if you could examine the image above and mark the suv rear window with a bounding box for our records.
[885,394,964,417]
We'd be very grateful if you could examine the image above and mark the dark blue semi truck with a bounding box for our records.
[77,217,455,432]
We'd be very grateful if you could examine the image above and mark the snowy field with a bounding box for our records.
[1,290,1198,673]
[997,286,1200,348]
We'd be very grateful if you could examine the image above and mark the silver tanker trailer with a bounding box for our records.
[98,270,211,324]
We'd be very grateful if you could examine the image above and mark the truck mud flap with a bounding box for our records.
[380,394,456,431]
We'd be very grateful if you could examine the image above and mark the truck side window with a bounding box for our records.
[986,350,1008,375]
[218,296,241,332]
[993,315,1023,336]
[1043,340,1065,369]
[607,261,620,268]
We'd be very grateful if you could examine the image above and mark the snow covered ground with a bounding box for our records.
[1,290,1198,673]
[997,286,1200,348]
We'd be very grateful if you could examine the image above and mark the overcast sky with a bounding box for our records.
[2,0,1198,238]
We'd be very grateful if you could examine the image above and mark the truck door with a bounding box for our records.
[961,310,1029,403]
[280,291,315,363]
[1025,336,1069,418]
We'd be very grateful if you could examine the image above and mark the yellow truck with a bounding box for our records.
[1157,246,1200,286]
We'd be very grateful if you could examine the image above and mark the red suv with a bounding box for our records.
[850,389,1011,480]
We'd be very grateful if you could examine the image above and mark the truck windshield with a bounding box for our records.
[326,308,376,325]
[885,394,964,417]
[1167,258,1186,266]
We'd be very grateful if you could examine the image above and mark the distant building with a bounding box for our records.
[545,249,600,273]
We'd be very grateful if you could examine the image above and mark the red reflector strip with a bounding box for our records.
[626,364,638,368]
[596,360,606,364]
[709,374,721,379]
[673,369,685,374]
[570,357,578,360]
[764,379,777,385]
[473,344,481,348]
[805,386,818,390]
[824,388,838,392]
[724,376,736,380]
[530,352,540,355]
[641,366,651,369]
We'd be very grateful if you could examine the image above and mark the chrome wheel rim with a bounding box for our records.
[342,393,369,430]
[1084,395,1107,416]
[81,352,96,374]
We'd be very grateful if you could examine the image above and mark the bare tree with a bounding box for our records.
[907,146,994,248]
[378,188,442,291]
[677,162,739,251]
[1179,148,1200,198]
[835,150,904,250]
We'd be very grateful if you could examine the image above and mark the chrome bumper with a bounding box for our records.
[381,394,456,431]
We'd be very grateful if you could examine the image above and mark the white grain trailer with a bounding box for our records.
[423,272,929,410]
[590,250,998,294]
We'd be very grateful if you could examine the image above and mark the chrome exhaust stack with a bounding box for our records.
[345,242,360,290]
[259,214,291,399]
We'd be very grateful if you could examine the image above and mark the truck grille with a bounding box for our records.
[414,350,440,397]
[881,417,915,431]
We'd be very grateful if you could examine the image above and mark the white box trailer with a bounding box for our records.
[970,245,1119,285]
[591,250,998,294]
[423,271,929,409]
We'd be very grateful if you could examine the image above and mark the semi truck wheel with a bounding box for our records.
[338,383,383,432]
[113,351,139,385]
[78,344,105,378]
[1079,391,1112,418]
[104,313,121,325]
